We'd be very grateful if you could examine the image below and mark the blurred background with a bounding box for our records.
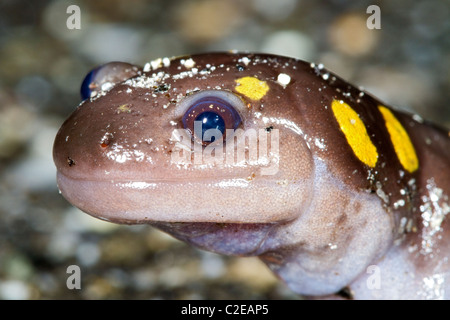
[0,0,449,299]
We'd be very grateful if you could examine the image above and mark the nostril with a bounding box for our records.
[67,157,76,167]
[100,133,114,149]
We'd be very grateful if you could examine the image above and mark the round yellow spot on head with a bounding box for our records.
[331,100,378,167]
[378,106,419,173]
[235,76,269,100]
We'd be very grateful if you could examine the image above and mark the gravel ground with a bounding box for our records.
[0,0,449,300]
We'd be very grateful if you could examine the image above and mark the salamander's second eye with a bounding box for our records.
[80,62,140,100]
[80,66,100,100]
[180,91,242,145]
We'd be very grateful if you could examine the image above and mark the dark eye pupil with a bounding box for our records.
[181,93,242,145]
[195,111,225,142]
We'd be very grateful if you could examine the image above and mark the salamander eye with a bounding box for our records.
[80,62,140,100]
[179,91,243,145]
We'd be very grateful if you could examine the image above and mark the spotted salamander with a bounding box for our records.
[53,52,450,299]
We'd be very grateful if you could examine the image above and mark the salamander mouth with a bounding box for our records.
[56,170,308,225]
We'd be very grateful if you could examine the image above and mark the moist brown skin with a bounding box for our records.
[53,52,450,299]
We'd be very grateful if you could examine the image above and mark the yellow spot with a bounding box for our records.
[378,106,419,173]
[116,104,131,113]
[331,100,378,167]
[235,76,269,100]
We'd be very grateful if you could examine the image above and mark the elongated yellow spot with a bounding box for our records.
[378,105,419,173]
[235,76,269,100]
[331,100,378,167]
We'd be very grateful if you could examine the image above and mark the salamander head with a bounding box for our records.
[53,53,315,224]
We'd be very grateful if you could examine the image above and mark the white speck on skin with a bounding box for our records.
[125,72,170,89]
[393,199,405,209]
[240,57,251,66]
[162,57,171,67]
[182,58,196,69]
[101,82,113,91]
[412,114,424,123]
[398,216,408,233]
[419,178,449,255]
[277,73,291,87]
[328,243,338,250]
[314,138,326,149]
[421,274,445,300]
[375,181,389,204]
[150,58,163,70]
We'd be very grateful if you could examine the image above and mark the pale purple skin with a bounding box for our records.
[53,53,450,299]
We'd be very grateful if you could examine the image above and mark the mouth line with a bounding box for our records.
[56,171,304,224]
[56,171,265,187]
[56,170,288,184]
